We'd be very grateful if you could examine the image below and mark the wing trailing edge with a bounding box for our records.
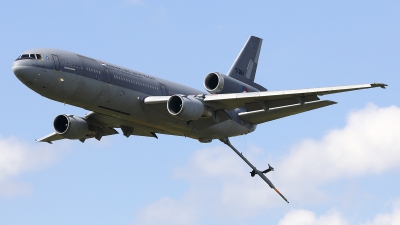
[238,100,337,124]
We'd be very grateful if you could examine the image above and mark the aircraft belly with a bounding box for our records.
[186,120,255,139]
[68,75,104,106]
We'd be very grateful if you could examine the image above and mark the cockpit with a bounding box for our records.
[16,53,42,60]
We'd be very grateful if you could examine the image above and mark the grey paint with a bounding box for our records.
[12,38,386,143]
[13,48,254,141]
[227,36,267,91]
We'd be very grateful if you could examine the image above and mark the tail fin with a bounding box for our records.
[227,36,267,91]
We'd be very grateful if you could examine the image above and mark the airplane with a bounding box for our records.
[12,36,387,203]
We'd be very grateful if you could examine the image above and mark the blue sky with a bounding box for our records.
[1,1,399,224]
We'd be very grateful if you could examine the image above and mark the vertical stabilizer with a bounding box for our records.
[227,36,262,83]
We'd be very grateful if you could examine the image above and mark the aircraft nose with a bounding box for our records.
[12,61,34,85]
[12,64,28,78]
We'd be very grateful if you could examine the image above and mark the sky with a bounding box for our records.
[1,1,399,224]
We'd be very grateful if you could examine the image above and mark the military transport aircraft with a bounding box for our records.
[12,36,387,203]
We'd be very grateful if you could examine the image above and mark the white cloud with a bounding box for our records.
[277,199,400,225]
[0,136,68,197]
[278,209,348,225]
[276,104,400,201]
[132,104,400,224]
[134,196,197,225]
[361,200,400,225]
[133,145,277,225]
[176,146,277,215]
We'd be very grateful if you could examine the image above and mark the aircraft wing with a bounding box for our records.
[143,82,386,128]
[203,83,387,111]
[238,100,337,124]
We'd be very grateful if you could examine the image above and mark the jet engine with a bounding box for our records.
[167,95,212,121]
[53,114,95,139]
[204,72,260,94]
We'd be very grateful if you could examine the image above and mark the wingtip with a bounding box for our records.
[371,83,388,89]
[150,132,158,139]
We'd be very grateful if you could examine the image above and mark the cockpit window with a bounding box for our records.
[16,53,43,60]
[20,54,30,59]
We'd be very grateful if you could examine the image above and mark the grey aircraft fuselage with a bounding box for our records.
[12,48,255,141]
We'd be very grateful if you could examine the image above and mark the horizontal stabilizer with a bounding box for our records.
[36,132,64,144]
[238,100,337,124]
[36,127,119,144]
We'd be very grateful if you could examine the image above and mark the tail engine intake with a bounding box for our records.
[204,72,260,94]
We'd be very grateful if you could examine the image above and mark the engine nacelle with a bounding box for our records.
[204,72,260,94]
[53,114,95,139]
[167,95,212,121]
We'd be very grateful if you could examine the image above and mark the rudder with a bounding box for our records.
[227,36,262,83]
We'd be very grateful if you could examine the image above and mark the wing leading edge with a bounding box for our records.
[203,83,387,110]
[143,82,386,126]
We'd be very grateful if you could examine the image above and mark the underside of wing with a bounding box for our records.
[144,96,232,131]
[238,100,337,124]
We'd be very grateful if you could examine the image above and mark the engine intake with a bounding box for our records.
[54,114,95,139]
[167,95,212,121]
[204,72,259,94]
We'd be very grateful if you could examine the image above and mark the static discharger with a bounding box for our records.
[220,138,289,203]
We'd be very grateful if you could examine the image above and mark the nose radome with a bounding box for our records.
[12,65,29,78]
[12,65,36,86]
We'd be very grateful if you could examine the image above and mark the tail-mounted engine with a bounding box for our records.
[167,95,212,121]
[204,72,260,94]
[53,114,96,139]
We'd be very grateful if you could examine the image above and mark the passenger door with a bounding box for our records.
[104,67,113,84]
[52,54,60,71]
[159,83,167,96]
